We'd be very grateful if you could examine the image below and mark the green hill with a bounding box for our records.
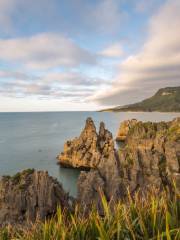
[102,86,180,112]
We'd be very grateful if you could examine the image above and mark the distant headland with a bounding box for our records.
[100,86,180,112]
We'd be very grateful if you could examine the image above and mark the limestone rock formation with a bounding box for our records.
[116,119,138,141]
[77,117,180,208]
[58,118,117,170]
[73,119,126,208]
[0,169,70,226]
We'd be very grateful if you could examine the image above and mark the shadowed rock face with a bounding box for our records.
[0,169,70,226]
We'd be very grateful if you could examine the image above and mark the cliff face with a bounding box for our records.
[0,169,70,226]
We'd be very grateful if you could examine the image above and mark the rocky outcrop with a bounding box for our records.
[118,118,180,192]
[0,169,70,226]
[58,118,117,170]
[116,119,138,141]
[76,118,180,209]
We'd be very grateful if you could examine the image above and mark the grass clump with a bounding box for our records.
[0,188,179,240]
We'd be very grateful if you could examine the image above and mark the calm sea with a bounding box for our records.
[0,111,179,196]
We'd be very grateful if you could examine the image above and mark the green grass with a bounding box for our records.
[0,188,179,240]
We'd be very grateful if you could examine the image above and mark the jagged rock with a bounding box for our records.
[0,169,70,226]
[58,117,125,206]
[58,118,117,169]
[77,118,180,208]
[75,119,126,207]
[119,118,180,192]
[58,118,99,169]
[116,119,138,141]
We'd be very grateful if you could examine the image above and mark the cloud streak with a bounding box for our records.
[95,0,180,106]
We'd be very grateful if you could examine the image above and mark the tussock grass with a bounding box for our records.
[0,188,179,240]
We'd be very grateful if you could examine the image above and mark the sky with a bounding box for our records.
[0,0,179,111]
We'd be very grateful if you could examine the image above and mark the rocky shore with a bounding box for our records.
[0,117,179,225]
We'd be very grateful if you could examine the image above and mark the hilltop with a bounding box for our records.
[101,86,180,112]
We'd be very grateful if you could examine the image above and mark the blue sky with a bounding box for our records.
[0,0,179,111]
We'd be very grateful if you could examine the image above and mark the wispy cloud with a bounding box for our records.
[94,0,180,106]
[0,69,110,102]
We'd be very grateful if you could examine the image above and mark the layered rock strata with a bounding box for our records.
[0,169,70,226]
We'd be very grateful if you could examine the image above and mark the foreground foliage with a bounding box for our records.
[0,188,180,240]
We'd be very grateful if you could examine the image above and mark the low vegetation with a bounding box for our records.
[0,187,179,240]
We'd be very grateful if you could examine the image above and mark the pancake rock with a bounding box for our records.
[77,118,180,209]
[0,169,70,226]
[58,117,116,169]
[74,119,126,209]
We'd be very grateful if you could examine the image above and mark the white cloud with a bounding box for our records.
[100,43,124,58]
[0,33,96,69]
[94,0,180,105]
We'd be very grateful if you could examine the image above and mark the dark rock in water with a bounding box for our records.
[0,169,70,226]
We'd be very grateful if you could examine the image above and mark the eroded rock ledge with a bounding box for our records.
[0,169,70,226]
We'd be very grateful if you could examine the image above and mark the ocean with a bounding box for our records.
[0,111,179,196]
